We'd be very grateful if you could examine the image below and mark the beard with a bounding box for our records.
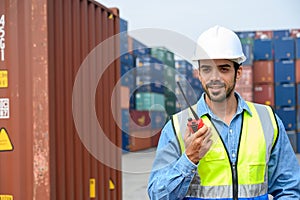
[204,80,236,102]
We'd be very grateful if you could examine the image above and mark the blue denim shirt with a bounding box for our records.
[147,93,300,200]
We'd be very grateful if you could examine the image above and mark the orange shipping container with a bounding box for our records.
[296,59,300,83]
[0,0,122,199]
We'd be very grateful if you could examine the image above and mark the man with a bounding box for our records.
[147,25,300,200]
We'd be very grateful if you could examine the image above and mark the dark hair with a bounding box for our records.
[233,62,241,72]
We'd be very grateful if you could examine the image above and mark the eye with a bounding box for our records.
[220,67,229,73]
[200,66,211,73]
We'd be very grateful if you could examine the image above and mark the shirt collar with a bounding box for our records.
[196,92,252,119]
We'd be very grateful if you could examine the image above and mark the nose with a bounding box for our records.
[209,68,221,81]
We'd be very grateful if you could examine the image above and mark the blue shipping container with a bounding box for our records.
[120,18,128,32]
[122,131,130,152]
[273,30,290,39]
[241,43,253,65]
[274,60,295,83]
[175,60,194,76]
[132,38,151,57]
[275,83,296,107]
[135,83,165,94]
[296,38,300,59]
[150,111,167,129]
[253,39,273,60]
[275,107,297,131]
[297,84,300,105]
[121,72,136,92]
[273,38,295,60]
[120,53,135,66]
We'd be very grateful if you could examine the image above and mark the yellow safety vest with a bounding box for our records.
[172,102,278,199]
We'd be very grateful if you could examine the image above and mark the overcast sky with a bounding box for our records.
[97,0,300,42]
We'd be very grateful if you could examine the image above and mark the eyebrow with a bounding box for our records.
[200,63,231,68]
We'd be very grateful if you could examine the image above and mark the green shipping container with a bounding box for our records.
[135,92,165,111]
[151,47,175,68]
[164,90,177,116]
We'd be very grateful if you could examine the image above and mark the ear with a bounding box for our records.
[236,65,243,81]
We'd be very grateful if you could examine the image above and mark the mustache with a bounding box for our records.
[206,81,225,88]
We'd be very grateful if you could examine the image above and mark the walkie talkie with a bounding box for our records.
[177,82,204,133]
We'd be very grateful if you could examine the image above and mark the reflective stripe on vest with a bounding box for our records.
[172,102,278,199]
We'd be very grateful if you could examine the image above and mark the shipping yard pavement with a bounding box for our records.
[122,148,300,200]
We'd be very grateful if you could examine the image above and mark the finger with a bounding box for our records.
[184,127,191,140]
[193,125,208,138]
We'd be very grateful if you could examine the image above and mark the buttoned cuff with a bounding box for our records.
[176,153,198,177]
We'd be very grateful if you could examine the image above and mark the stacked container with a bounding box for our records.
[0,0,122,199]
[235,31,255,101]
[293,29,300,153]
[273,31,297,152]
[175,60,203,112]
[251,29,298,152]
[149,47,176,146]
[119,18,135,152]
[252,31,275,106]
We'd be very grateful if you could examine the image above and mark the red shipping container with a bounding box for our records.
[255,30,273,39]
[236,65,253,87]
[296,60,300,83]
[151,129,162,147]
[253,84,275,106]
[235,86,253,102]
[129,130,152,152]
[253,61,274,84]
[129,110,151,131]
[291,29,300,38]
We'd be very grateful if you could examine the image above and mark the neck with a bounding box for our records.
[205,93,238,125]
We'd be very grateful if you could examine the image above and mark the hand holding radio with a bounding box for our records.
[177,81,212,163]
[187,117,204,133]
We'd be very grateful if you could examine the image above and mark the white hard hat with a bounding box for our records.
[192,25,246,64]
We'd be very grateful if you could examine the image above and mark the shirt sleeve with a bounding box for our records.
[147,120,198,200]
[268,115,300,199]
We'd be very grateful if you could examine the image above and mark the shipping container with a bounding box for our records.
[273,37,295,60]
[255,30,273,39]
[253,61,274,84]
[253,84,275,106]
[253,39,273,60]
[275,107,297,130]
[274,60,295,83]
[296,38,300,59]
[296,60,300,83]
[0,0,122,199]
[273,29,290,39]
[275,83,296,107]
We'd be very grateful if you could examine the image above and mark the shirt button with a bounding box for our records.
[229,129,233,134]
[232,153,236,158]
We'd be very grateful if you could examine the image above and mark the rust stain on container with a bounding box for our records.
[0,0,122,199]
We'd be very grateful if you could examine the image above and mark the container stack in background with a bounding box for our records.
[273,30,297,152]
[236,29,300,153]
[235,31,255,101]
[119,19,204,152]
[119,18,135,152]
[294,30,300,153]
[175,60,203,112]
[120,19,300,153]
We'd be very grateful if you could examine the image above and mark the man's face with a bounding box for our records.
[198,59,241,103]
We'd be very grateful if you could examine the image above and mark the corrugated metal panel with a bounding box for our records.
[0,0,121,199]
